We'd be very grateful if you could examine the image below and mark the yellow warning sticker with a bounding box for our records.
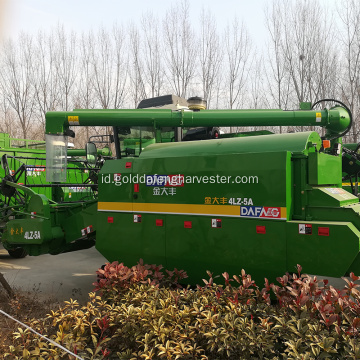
[68,116,79,125]
[316,112,321,123]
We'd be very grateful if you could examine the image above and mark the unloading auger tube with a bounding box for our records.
[45,103,351,143]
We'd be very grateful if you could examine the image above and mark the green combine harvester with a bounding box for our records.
[2,95,360,285]
[0,132,111,257]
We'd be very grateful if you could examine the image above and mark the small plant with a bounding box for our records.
[0,287,62,358]
[94,259,188,302]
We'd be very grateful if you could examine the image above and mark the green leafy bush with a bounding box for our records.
[3,262,360,359]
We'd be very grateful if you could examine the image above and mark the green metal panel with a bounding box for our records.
[300,102,312,110]
[57,201,97,244]
[343,143,359,152]
[96,133,294,283]
[308,187,359,207]
[165,216,287,286]
[2,191,97,255]
[308,152,342,186]
[286,221,360,277]
[141,131,322,158]
[307,202,360,223]
[68,147,111,157]
[132,153,289,208]
[0,133,10,148]
[4,193,53,245]
[96,158,167,266]
[219,130,274,138]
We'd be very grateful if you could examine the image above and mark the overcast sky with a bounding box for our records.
[0,0,339,48]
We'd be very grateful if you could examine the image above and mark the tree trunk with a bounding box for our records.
[0,272,14,298]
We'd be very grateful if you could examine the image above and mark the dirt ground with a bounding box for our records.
[0,244,107,303]
[0,245,107,354]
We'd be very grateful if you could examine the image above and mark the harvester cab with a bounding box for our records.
[3,96,360,285]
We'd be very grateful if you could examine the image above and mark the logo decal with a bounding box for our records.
[240,206,284,219]
[146,174,184,187]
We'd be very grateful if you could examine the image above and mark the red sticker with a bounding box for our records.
[184,221,192,228]
[256,225,266,234]
[318,227,329,236]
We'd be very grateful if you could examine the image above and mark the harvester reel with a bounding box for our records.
[0,154,26,206]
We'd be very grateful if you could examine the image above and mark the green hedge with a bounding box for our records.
[3,261,360,359]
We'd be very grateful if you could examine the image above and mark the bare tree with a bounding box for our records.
[0,34,36,138]
[249,56,267,110]
[91,28,113,109]
[73,31,96,110]
[199,8,223,107]
[141,12,164,98]
[53,25,78,111]
[264,0,338,134]
[268,1,336,105]
[112,24,128,109]
[338,0,360,142]
[91,25,128,109]
[32,30,59,130]
[0,96,16,136]
[163,0,197,98]
[69,31,97,146]
[128,23,147,107]
[264,1,292,111]
[282,1,319,104]
[224,18,252,109]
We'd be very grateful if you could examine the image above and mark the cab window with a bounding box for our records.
[117,126,155,157]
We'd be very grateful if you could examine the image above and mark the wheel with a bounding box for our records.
[7,247,27,258]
